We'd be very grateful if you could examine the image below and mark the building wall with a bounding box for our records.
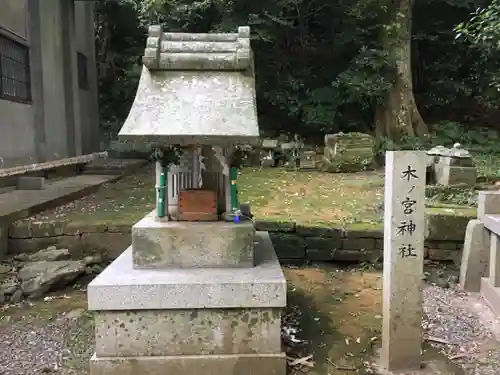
[0,0,99,168]
[39,0,69,160]
[0,0,37,168]
[0,0,28,39]
[75,1,100,154]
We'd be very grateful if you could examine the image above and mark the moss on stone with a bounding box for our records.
[426,206,476,217]
[343,222,383,231]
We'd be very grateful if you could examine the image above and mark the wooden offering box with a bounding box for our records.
[178,189,218,221]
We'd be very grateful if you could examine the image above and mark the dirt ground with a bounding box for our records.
[3,263,495,375]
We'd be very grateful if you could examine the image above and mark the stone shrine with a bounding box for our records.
[87,26,287,375]
[427,143,477,186]
[322,132,375,172]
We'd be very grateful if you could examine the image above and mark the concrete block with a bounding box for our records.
[94,308,281,357]
[132,211,256,268]
[90,353,286,375]
[16,176,45,190]
[478,191,500,220]
[458,222,490,291]
[88,231,287,311]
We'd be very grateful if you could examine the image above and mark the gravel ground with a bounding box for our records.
[423,284,500,375]
[0,297,93,375]
[0,318,69,375]
[1,282,500,375]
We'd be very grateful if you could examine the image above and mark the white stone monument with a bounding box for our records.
[381,151,426,371]
[87,26,287,375]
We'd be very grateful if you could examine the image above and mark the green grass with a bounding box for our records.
[29,165,385,226]
[238,167,385,225]
[29,159,492,227]
[474,152,500,180]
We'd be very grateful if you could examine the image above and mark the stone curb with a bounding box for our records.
[6,215,466,263]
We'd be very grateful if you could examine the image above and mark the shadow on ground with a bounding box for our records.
[0,262,465,375]
[284,265,383,375]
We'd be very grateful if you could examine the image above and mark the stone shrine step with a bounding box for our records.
[87,233,286,311]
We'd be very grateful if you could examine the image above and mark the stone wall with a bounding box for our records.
[7,214,468,263]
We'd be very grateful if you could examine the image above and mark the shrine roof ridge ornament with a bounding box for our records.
[143,25,252,71]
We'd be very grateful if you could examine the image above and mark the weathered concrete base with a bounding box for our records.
[481,277,500,316]
[90,353,286,375]
[460,219,490,292]
[131,211,256,268]
[88,231,286,375]
[94,308,282,357]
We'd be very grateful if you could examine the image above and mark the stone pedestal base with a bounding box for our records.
[132,210,256,269]
[88,231,287,375]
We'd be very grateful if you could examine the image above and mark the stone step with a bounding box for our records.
[87,232,286,311]
[0,174,119,223]
[90,352,286,375]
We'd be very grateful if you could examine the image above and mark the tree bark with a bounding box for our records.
[375,0,428,140]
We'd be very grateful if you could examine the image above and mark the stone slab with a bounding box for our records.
[478,192,500,220]
[90,352,286,375]
[95,307,281,357]
[88,231,287,310]
[483,214,500,235]
[481,277,500,316]
[0,174,119,224]
[459,219,490,292]
[17,176,45,190]
[82,158,149,175]
[490,232,500,287]
[132,211,256,268]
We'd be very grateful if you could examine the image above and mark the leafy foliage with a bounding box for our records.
[95,0,500,141]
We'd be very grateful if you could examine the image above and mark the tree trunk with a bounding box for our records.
[375,0,428,140]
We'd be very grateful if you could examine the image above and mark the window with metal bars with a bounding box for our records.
[77,52,88,90]
[0,33,31,103]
